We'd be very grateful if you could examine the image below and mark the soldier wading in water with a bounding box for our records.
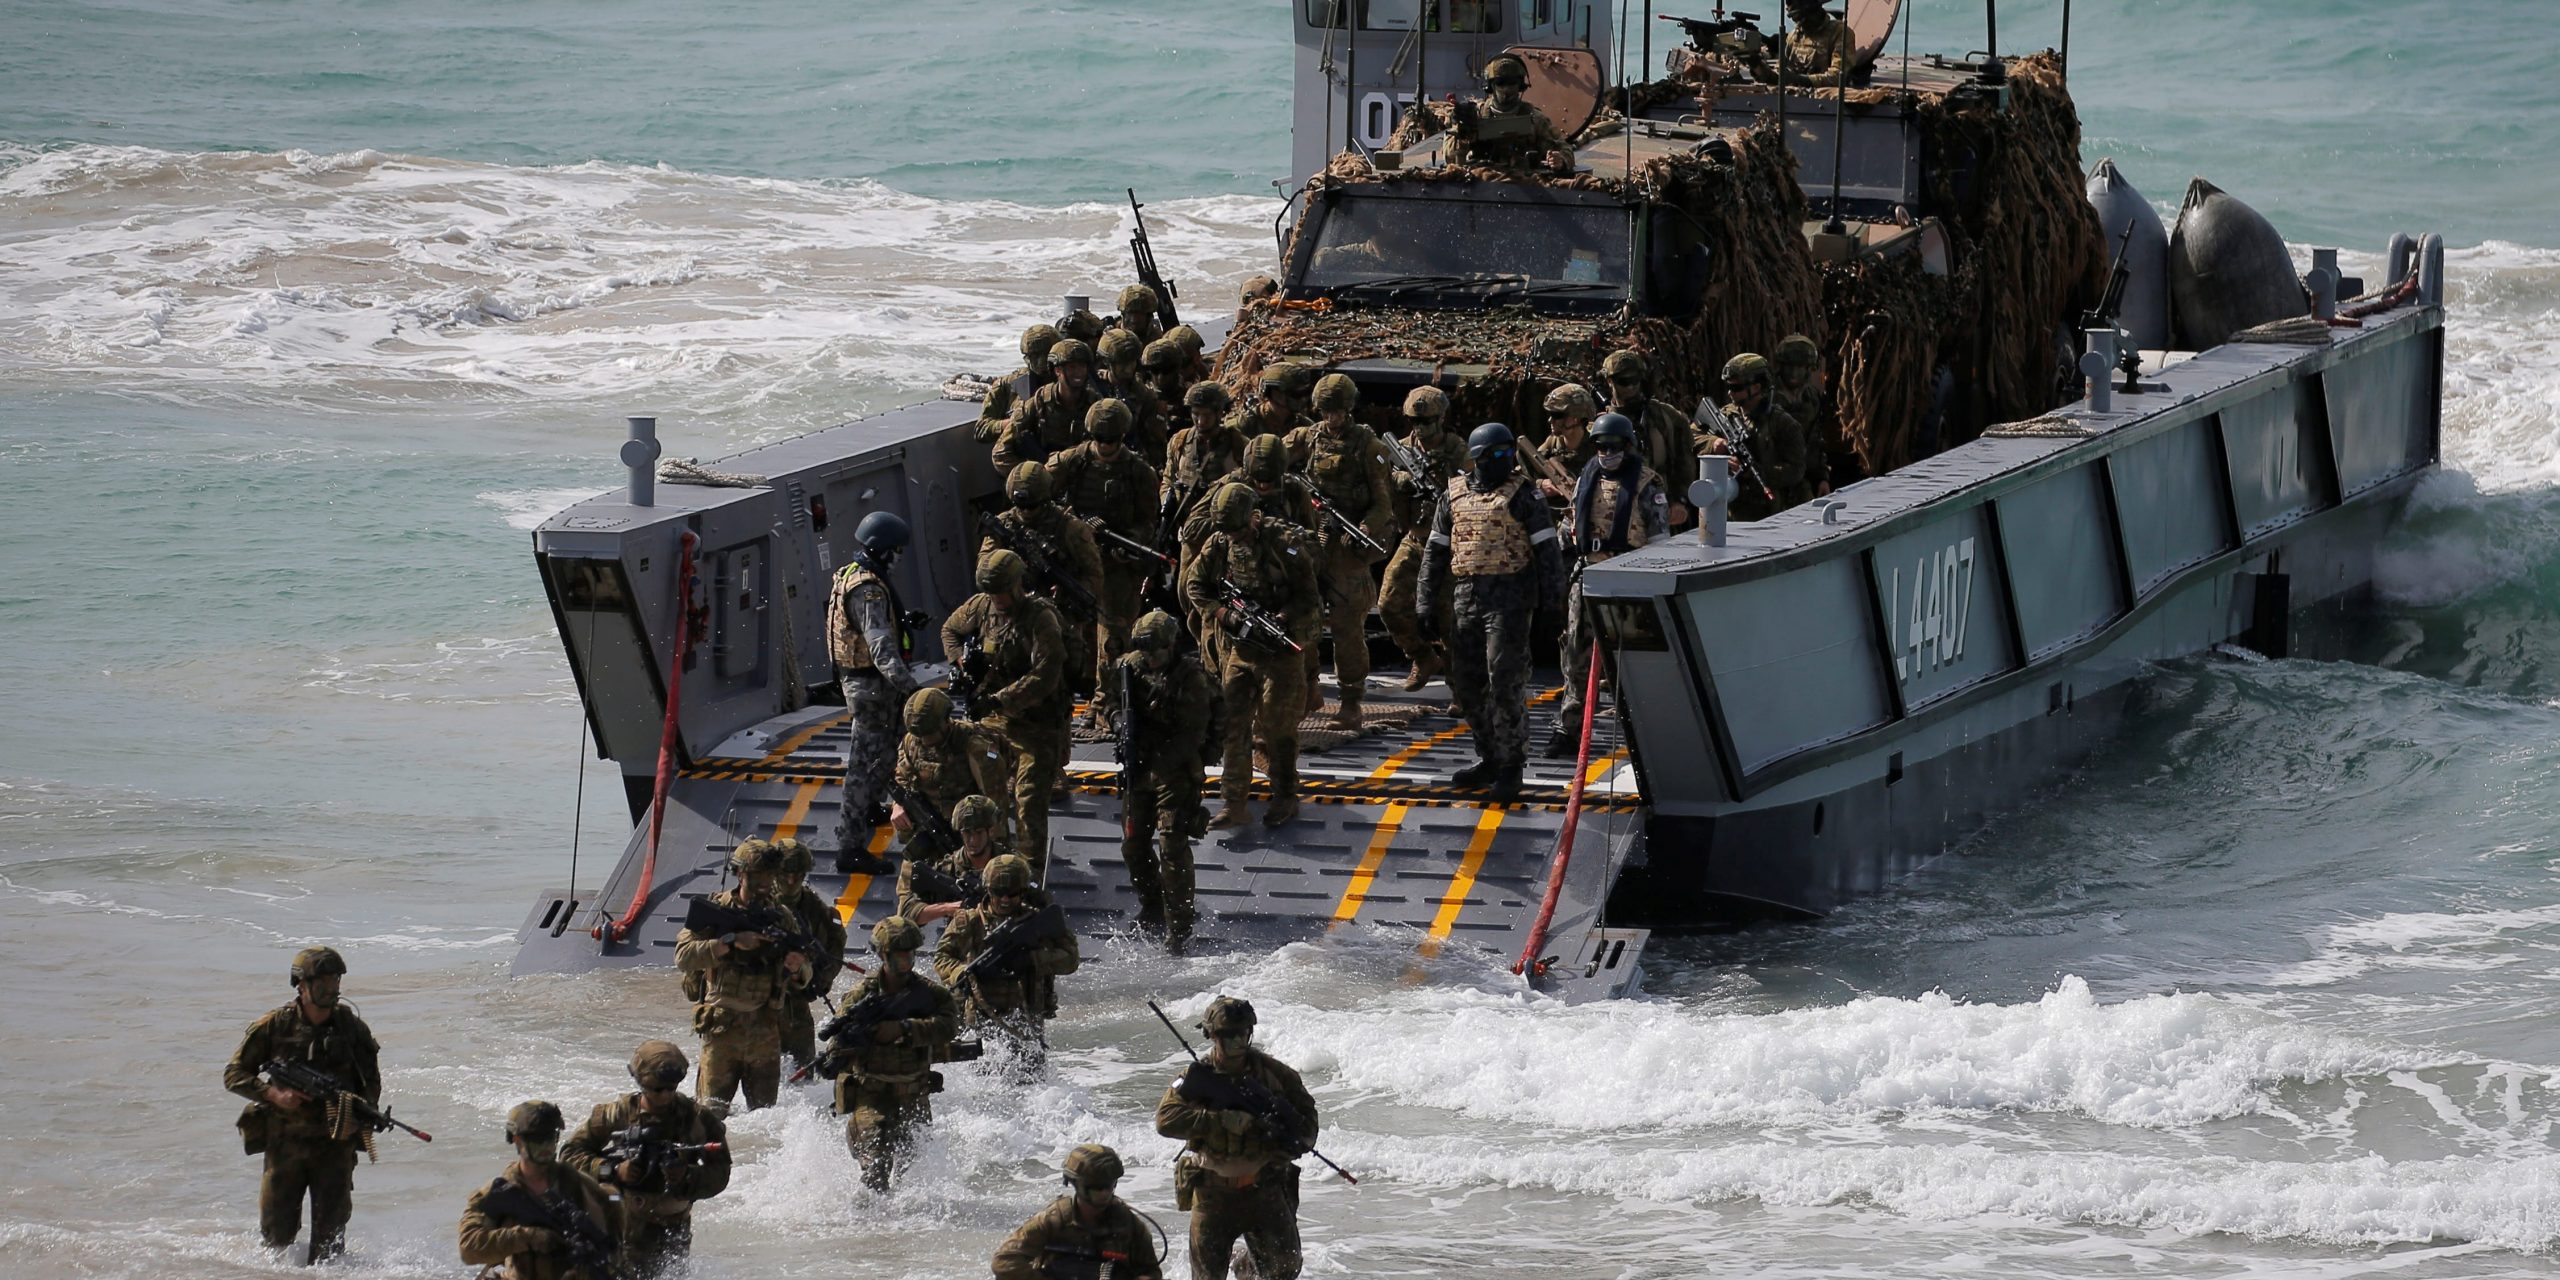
[1155,997,1321,1280]
[225,946,382,1265]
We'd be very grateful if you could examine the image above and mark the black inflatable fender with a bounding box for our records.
[2169,178,2307,349]
[2084,158,2171,352]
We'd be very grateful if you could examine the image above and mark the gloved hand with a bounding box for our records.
[1219,1109,1257,1136]
[872,1019,905,1045]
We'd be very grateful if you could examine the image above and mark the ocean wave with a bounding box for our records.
[477,485,607,530]
[2271,902,2560,988]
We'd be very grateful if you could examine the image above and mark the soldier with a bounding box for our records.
[1772,332,1835,494]
[1380,385,1467,690]
[1113,283,1165,345]
[826,510,921,874]
[1238,274,1278,309]
[935,854,1080,1073]
[1184,432,1318,556]
[1547,413,1669,755]
[1056,301,1108,346]
[1236,364,1308,441]
[1387,54,1567,171]
[1164,323,1210,382]
[832,917,961,1192]
[1154,997,1320,1280]
[1096,330,1172,462]
[891,687,1011,857]
[774,837,850,1068]
[561,1041,730,1276]
[1099,609,1217,947]
[978,323,1060,445]
[224,945,381,1263]
[984,460,1105,699]
[1597,349,1700,527]
[1163,380,1243,575]
[1418,423,1568,797]
[991,1144,1167,1280]
[1704,353,1809,518]
[1530,382,1600,518]
[1133,337,1189,464]
[1752,0,1856,84]
[1184,483,1321,829]
[458,1101,624,1280]
[674,839,810,1112]
[894,793,1013,925]
[1285,372,1398,727]
[1048,398,1163,699]
[942,550,1072,863]
[997,337,1099,469]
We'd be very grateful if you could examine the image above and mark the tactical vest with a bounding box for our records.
[1169,427,1241,491]
[1303,425,1378,516]
[1448,474,1532,575]
[1058,447,1149,534]
[827,564,882,671]
[1584,466,1663,562]
[1222,530,1296,613]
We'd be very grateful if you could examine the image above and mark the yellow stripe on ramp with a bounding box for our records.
[759,711,849,766]
[771,779,824,840]
[1420,806,1506,958]
[833,825,893,925]
[1328,803,1411,928]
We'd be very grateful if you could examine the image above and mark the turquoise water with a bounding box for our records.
[4,2,2559,1276]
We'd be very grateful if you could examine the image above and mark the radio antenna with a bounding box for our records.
[1824,4,1848,234]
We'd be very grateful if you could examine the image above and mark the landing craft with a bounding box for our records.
[510,1,2443,994]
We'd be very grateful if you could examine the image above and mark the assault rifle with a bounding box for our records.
[978,512,1102,621]
[1097,523,1179,608]
[1660,9,1765,57]
[1146,1000,1357,1185]
[949,633,986,719]
[259,1059,432,1145]
[680,896,818,964]
[1154,480,1193,561]
[903,857,987,919]
[885,779,964,855]
[476,1178,627,1280]
[1127,188,1182,333]
[1210,577,1303,655]
[955,902,1073,991]
[791,979,955,1082]
[1692,400,1778,504]
[1304,489,1389,559]
[597,1122,724,1189]
[1379,431,1445,519]
[1114,660,1144,844]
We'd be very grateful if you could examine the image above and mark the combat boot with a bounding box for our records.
[1327,696,1364,730]
[1489,762,1525,799]
[1261,794,1300,828]
[1451,757,1499,787]
[1540,723,1578,758]
[1208,803,1252,830]
[1400,651,1444,691]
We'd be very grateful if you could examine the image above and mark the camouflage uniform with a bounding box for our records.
[892,689,1011,856]
[458,1105,624,1280]
[934,858,1080,1072]
[1379,391,1468,685]
[1760,3,1854,82]
[1155,999,1320,1280]
[832,921,960,1192]
[825,536,921,861]
[1180,438,1319,560]
[998,339,1101,469]
[1599,349,1701,521]
[981,466,1105,699]
[1420,432,1568,790]
[1708,354,1809,518]
[560,1043,730,1277]
[1285,374,1399,724]
[775,840,850,1067]
[991,1145,1164,1280]
[1163,382,1244,613]
[1387,56,1564,170]
[1772,333,1833,493]
[1555,441,1669,737]
[1097,329,1172,464]
[1097,612,1218,944]
[223,949,379,1260]
[892,806,1013,925]
[941,554,1072,863]
[978,324,1059,444]
[1048,399,1163,691]
[1183,484,1323,828]
[673,847,810,1112]
[1112,283,1166,346]
[1530,383,1600,525]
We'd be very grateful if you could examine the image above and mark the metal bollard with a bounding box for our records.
[621,416,661,507]
[2418,234,2445,307]
[2081,328,2117,412]
[2308,247,2339,320]
[1689,459,1736,548]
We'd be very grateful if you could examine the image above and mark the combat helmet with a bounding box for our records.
[1721,353,1772,388]
[1085,397,1132,442]
[1599,349,1650,384]
[504,1100,566,1142]
[904,686,953,735]
[952,794,1001,832]
[1210,482,1257,532]
[1774,333,1821,369]
[1239,274,1278,304]
[290,945,348,983]
[1007,460,1053,507]
[1128,609,1182,656]
[1468,422,1518,483]
[1117,284,1158,317]
[871,916,925,955]
[1048,337,1095,369]
[1020,323,1062,361]
[985,854,1035,896]
[1097,328,1143,367]
[1184,380,1232,420]
[1199,995,1257,1035]
[1166,324,1204,358]
[1142,337,1183,372]
[1063,1143,1124,1188]
[1244,434,1289,482]
[774,837,812,879]
[1403,385,1449,423]
[1483,54,1528,88]
[854,510,910,563]
[1056,306,1107,344]
[1543,383,1597,420]
[729,838,779,875]
[1311,373,1361,415]
[977,549,1026,593]
[1590,412,1637,450]
[1256,364,1298,400]
[628,1039,688,1089]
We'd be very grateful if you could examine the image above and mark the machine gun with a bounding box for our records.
[949,633,986,719]
[977,512,1102,621]
[596,1122,724,1189]
[1692,400,1779,505]
[259,1059,432,1147]
[954,901,1073,992]
[2079,218,2146,391]
[1303,489,1389,559]
[680,895,818,964]
[1127,188,1182,333]
[1661,8,1764,57]
[1210,577,1303,655]
[475,1179,627,1280]
[885,779,964,855]
[1147,1000,1357,1185]
[791,979,955,1082]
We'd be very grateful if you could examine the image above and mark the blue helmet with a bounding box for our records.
[1468,422,1518,484]
[854,511,910,562]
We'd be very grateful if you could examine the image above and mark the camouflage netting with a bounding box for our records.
[1214,124,1822,444]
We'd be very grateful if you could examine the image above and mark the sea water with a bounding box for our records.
[3,1,2557,1275]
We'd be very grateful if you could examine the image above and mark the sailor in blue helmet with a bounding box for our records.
[1549,412,1668,755]
[828,510,922,873]
[1417,423,1567,796]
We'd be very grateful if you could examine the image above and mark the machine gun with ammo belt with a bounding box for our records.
[2079,218,2147,393]
[475,1178,628,1280]
[1127,188,1181,333]
[259,1058,433,1152]
[1660,8,1765,57]
[680,896,819,966]
[977,512,1102,621]
[596,1121,724,1190]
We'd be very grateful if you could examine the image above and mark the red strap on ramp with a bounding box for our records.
[599,530,697,944]
[1514,644,1604,978]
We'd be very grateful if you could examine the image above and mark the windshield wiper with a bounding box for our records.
[1331,273,1483,297]
[1486,280,1625,299]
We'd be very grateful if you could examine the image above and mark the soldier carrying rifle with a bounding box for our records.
[560,1040,729,1275]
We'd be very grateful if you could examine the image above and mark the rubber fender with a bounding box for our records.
[2168,178,2306,349]
[2085,159,2170,352]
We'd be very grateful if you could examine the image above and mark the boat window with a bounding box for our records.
[1446,0,1499,31]
[1299,194,1631,303]
[1307,0,1500,31]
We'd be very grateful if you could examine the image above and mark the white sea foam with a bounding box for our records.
[475,486,606,530]
[2271,902,2560,988]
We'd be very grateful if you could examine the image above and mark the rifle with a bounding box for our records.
[680,895,819,965]
[1146,1000,1357,1185]
[1126,188,1182,333]
[886,779,963,854]
[1096,523,1179,609]
[477,1178,627,1280]
[1115,659,1145,845]
[1303,488,1389,559]
[1379,432,1443,515]
[596,1122,724,1190]
[955,901,1073,992]
[949,633,985,719]
[1040,1240,1143,1280]
[1692,400,1778,504]
[1154,480,1193,561]
[791,978,951,1082]
[978,512,1102,621]
[260,1059,432,1145]
[1211,577,1303,655]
